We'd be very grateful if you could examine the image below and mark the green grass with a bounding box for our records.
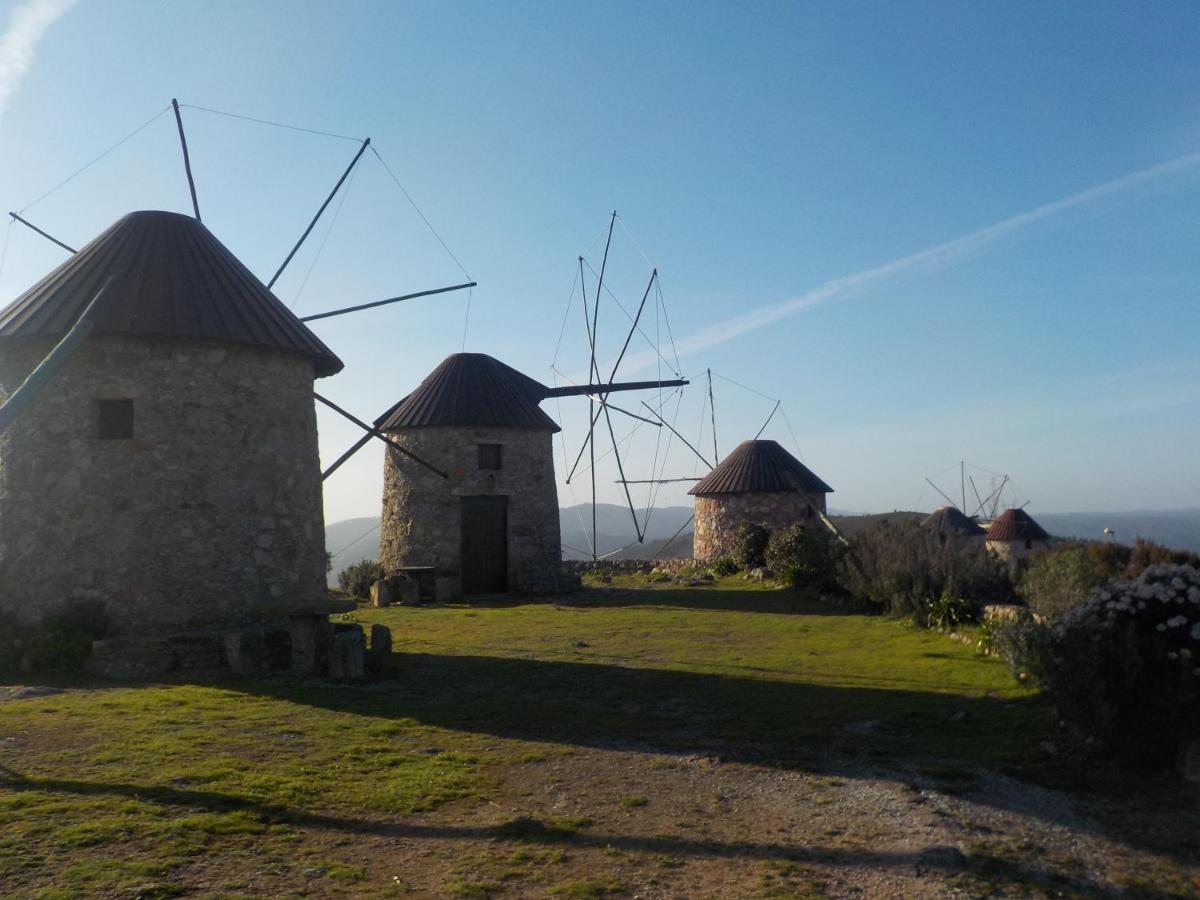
[1,579,1193,895]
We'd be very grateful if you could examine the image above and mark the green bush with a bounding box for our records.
[731,522,771,570]
[765,524,842,595]
[840,521,1012,620]
[338,559,385,599]
[1001,564,1200,768]
[1019,542,1109,620]
[0,600,109,674]
[706,556,739,577]
[923,591,973,631]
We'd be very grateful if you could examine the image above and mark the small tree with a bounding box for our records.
[765,524,842,595]
[338,559,384,599]
[732,522,770,570]
[1019,542,1109,620]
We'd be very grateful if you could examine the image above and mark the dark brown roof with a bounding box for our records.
[0,210,343,377]
[922,506,986,536]
[986,508,1051,542]
[688,439,833,496]
[375,353,561,432]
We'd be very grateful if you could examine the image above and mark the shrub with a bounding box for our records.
[1003,564,1200,768]
[731,522,770,570]
[840,521,1012,620]
[765,524,842,595]
[706,556,739,577]
[923,591,973,631]
[1126,538,1200,577]
[1019,542,1109,620]
[338,559,384,599]
[0,600,109,674]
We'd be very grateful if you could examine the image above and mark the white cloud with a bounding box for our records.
[0,0,78,122]
[623,150,1200,374]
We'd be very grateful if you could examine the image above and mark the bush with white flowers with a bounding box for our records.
[1009,563,1199,768]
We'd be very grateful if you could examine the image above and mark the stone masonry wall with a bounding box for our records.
[0,335,328,635]
[692,491,827,560]
[379,426,560,596]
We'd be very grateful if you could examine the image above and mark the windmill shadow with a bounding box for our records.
[231,652,1197,865]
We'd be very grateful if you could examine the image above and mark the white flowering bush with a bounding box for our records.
[1010,564,1200,767]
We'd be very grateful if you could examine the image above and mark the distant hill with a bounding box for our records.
[325,506,1200,582]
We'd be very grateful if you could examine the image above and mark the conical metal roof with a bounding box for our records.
[922,506,986,536]
[985,508,1051,542]
[375,353,560,432]
[0,210,343,377]
[688,439,833,496]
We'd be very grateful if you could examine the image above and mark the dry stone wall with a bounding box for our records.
[379,425,561,597]
[692,491,827,559]
[0,334,328,635]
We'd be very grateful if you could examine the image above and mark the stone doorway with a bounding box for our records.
[460,495,508,594]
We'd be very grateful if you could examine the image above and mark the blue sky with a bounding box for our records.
[1,0,1198,524]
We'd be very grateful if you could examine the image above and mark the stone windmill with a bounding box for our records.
[0,100,476,676]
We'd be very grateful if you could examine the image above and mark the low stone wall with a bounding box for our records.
[562,558,699,577]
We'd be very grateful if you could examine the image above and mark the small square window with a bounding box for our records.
[478,443,502,470]
[96,399,134,439]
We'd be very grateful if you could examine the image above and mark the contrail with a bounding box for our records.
[624,150,1200,372]
[0,0,78,122]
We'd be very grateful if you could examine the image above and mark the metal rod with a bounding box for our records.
[579,256,601,385]
[656,514,695,559]
[961,461,966,514]
[591,211,616,378]
[299,281,476,322]
[707,367,718,464]
[8,213,76,254]
[925,477,958,508]
[968,476,986,519]
[605,268,655,385]
[640,401,713,470]
[753,400,780,440]
[268,137,370,289]
[321,431,373,480]
[548,367,662,426]
[589,398,597,561]
[172,99,201,221]
[313,392,448,479]
[0,276,114,436]
[615,477,702,484]
[602,401,643,542]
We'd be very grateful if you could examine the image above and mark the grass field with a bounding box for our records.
[1,578,1197,897]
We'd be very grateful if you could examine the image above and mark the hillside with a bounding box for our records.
[326,507,1200,581]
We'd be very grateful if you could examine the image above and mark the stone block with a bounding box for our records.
[435,576,460,603]
[329,627,366,681]
[392,576,420,606]
[169,634,223,670]
[223,630,264,676]
[368,624,393,671]
[85,637,176,680]
[290,615,332,675]
[370,579,393,608]
[1179,739,1200,785]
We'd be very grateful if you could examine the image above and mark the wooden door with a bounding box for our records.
[460,495,508,594]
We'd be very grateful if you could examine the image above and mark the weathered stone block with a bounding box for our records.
[85,637,176,680]
[392,576,420,606]
[169,634,223,670]
[368,624,393,671]
[329,627,365,681]
[289,615,332,675]
[223,630,264,676]
[370,579,393,608]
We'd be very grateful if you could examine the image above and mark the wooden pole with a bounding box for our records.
[268,137,370,289]
[313,392,448,479]
[7,213,76,254]
[0,276,114,436]
[299,281,476,322]
[171,99,201,221]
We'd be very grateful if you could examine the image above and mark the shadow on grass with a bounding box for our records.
[236,652,1198,866]
[0,764,1128,896]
